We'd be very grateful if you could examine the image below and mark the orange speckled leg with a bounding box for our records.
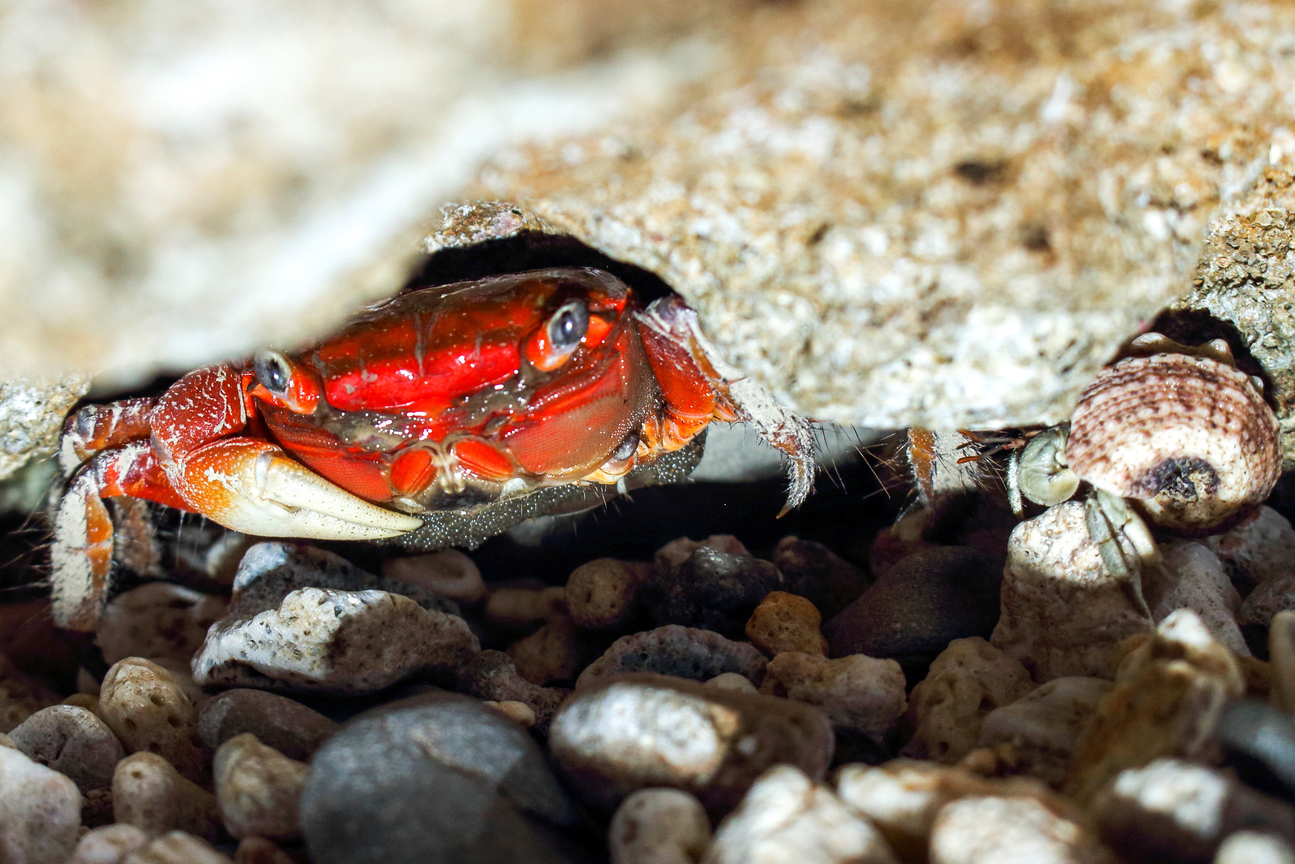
[637,297,734,452]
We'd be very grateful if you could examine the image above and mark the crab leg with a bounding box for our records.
[59,397,158,475]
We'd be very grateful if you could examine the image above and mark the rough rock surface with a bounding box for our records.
[549,673,834,816]
[762,652,906,742]
[213,734,308,841]
[929,795,1112,864]
[98,658,207,787]
[705,765,898,864]
[901,637,1034,764]
[991,502,1154,681]
[978,677,1114,787]
[576,625,767,690]
[112,752,221,842]
[0,375,88,481]
[198,689,339,762]
[745,592,829,657]
[97,583,229,668]
[9,705,125,794]
[1147,543,1247,656]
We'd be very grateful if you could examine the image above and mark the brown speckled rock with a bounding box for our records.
[97,583,228,668]
[199,690,338,763]
[978,677,1114,788]
[112,752,221,842]
[455,650,570,735]
[609,788,711,864]
[745,592,828,657]
[98,658,208,787]
[763,652,906,742]
[565,558,653,632]
[9,704,125,794]
[577,625,767,690]
[214,734,308,841]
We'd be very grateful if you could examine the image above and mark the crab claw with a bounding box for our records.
[179,439,422,540]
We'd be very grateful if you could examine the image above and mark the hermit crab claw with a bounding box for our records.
[184,440,422,540]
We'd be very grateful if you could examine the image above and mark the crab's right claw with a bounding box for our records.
[179,439,422,540]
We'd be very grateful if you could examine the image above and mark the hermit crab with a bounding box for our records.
[51,268,816,631]
[1008,333,1282,594]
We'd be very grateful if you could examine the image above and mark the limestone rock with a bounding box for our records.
[455,651,570,735]
[577,625,767,690]
[382,550,485,604]
[565,558,653,632]
[0,374,89,481]
[98,658,207,786]
[992,502,1154,681]
[745,592,828,657]
[112,752,221,842]
[67,824,149,864]
[214,734,308,841]
[902,637,1034,764]
[609,788,712,864]
[549,673,833,816]
[1147,543,1247,657]
[97,582,229,668]
[1207,507,1295,593]
[121,831,234,864]
[930,795,1112,864]
[763,652,906,742]
[978,677,1114,787]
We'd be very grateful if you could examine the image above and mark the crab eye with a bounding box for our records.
[548,300,589,351]
[254,350,293,396]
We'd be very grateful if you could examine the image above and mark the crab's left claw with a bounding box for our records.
[178,439,423,540]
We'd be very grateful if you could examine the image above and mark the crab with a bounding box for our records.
[52,267,816,631]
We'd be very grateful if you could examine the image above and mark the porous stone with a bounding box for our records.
[930,795,1112,864]
[1146,542,1247,656]
[383,549,485,604]
[485,586,567,630]
[763,652,906,742]
[455,650,570,734]
[772,537,871,621]
[1067,610,1246,804]
[508,614,581,685]
[566,558,653,632]
[991,502,1154,681]
[112,752,221,842]
[67,824,149,864]
[609,788,711,864]
[746,592,828,657]
[644,546,784,639]
[98,657,207,786]
[0,745,81,864]
[655,535,751,568]
[823,547,1002,677]
[550,673,834,816]
[978,677,1114,787]
[705,765,898,864]
[193,586,478,692]
[199,689,339,762]
[577,625,767,690]
[1207,507,1295,593]
[121,831,234,864]
[0,374,89,480]
[9,704,126,794]
[1091,759,1295,864]
[97,582,229,667]
[300,693,583,864]
[901,637,1034,764]
[1215,831,1295,864]
[834,760,1055,862]
[214,734,308,841]
[0,652,60,733]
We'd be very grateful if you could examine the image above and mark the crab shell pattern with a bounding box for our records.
[1065,339,1282,536]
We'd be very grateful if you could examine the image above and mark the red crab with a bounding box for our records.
[52,268,815,630]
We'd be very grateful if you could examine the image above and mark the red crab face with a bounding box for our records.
[246,268,661,509]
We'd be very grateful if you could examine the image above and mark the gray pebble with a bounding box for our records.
[577,626,767,690]
[456,650,571,735]
[0,746,81,864]
[199,689,338,761]
[644,546,785,639]
[9,704,125,794]
[550,673,834,816]
[300,692,584,864]
[67,824,149,864]
[773,537,872,620]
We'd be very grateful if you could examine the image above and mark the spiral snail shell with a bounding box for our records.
[1064,334,1282,536]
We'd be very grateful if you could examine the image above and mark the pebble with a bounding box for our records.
[112,752,221,841]
[484,585,566,630]
[96,582,228,668]
[508,613,581,685]
[234,836,298,864]
[0,652,60,733]
[549,673,834,815]
[299,692,583,864]
[644,546,785,639]
[1206,506,1295,592]
[1067,610,1245,804]
[1147,542,1248,656]
[762,652,906,741]
[382,549,485,604]
[707,672,759,694]
[0,745,82,864]
[1215,699,1295,797]
[214,734,308,840]
[1215,831,1295,864]
[705,765,898,864]
[609,788,712,864]
[121,830,234,863]
[929,795,1113,864]
[98,657,208,786]
[67,824,149,864]
[745,592,828,656]
[1091,758,1295,863]
[0,731,13,748]
[577,625,767,690]
[772,537,871,620]
[566,558,653,632]
[823,547,1002,678]
[484,700,537,727]
[1271,610,1295,713]
[901,638,1034,764]
[9,704,126,793]
[455,650,571,734]
[199,689,339,762]
[655,535,750,568]
[192,585,479,692]
[978,677,1114,786]
[990,502,1154,681]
